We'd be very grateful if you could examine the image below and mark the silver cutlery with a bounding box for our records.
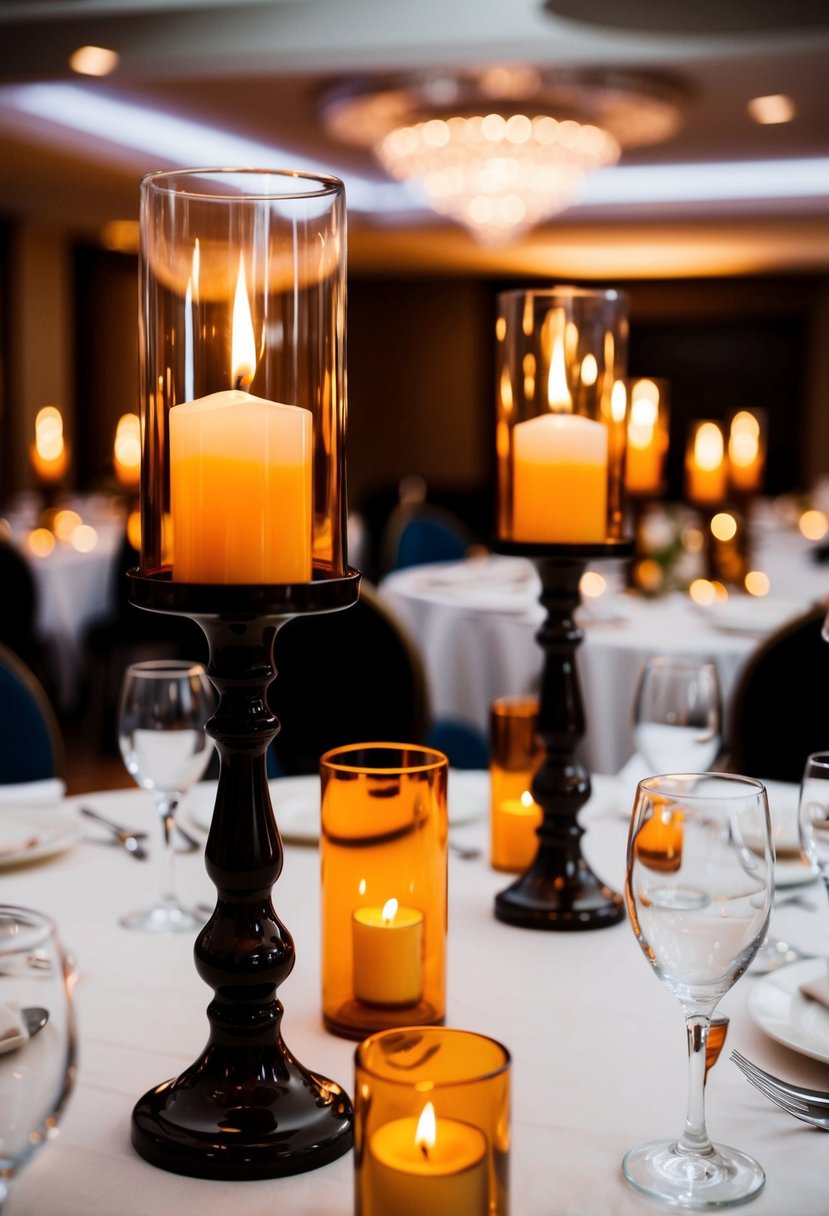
[749,936,816,974]
[79,806,149,860]
[731,1050,829,1129]
[448,839,482,860]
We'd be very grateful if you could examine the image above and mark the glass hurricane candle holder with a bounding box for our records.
[728,409,767,498]
[355,1027,511,1216]
[685,420,728,507]
[619,377,670,500]
[489,696,543,873]
[128,168,358,1181]
[138,167,347,582]
[320,743,448,1040]
[492,285,632,930]
[495,286,629,545]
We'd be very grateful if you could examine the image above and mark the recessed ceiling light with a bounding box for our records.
[69,46,119,78]
[747,94,796,125]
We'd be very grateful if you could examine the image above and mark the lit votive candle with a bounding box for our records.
[368,1101,488,1216]
[352,898,423,1007]
[491,789,542,873]
[512,413,608,543]
[686,422,727,505]
[635,804,684,873]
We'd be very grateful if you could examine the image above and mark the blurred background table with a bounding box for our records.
[379,521,829,774]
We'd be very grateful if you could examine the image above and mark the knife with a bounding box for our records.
[79,806,149,860]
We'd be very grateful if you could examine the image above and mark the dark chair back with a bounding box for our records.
[268,583,430,775]
[725,603,829,783]
[0,541,43,674]
[0,642,64,783]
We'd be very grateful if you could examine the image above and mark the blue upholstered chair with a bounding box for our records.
[0,642,64,783]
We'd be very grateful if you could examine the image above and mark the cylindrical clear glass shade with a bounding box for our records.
[496,287,629,545]
[320,744,448,1039]
[355,1027,511,1216]
[138,168,347,582]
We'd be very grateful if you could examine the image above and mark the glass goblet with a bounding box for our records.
[798,750,829,910]
[118,659,216,932]
[633,656,722,773]
[623,773,773,1209]
[0,906,76,1213]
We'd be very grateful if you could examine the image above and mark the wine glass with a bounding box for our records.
[118,659,217,932]
[0,906,76,1213]
[633,656,722,773]
[798,750,829,910]
[623,772,773,1209]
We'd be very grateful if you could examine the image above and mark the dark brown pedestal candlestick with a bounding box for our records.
[493,541,632,931]
[127,569,359,1180]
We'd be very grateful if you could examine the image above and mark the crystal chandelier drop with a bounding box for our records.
[321,68,685,245]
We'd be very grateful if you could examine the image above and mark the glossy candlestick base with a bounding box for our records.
[127,569,359,1178]
[492,542,631,931]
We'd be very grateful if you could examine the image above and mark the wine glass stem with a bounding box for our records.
[678,1014,714,1156]
[154,794,180,910]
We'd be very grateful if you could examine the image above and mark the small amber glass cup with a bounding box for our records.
[355,1026,511,1216]
[490,697,543,873]
[320,743,448,1040]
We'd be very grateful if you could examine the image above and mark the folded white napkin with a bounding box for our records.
[0,1002,31,1054]
[0,779,66,808]
[800,974,829,1012]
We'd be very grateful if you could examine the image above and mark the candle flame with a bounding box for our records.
[520,790,535,809]
[114,413,141,483]
[728,410,760,468]
[35,406,65,462]
[610,380,627,425]
[415,1101,436,1157]
[694,422,724,471]
[381,898,398,925]
[580,354,598,387]
[232,255,256,390]
[545,309,571,413]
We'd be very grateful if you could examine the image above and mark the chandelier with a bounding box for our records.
[321,67,685,244]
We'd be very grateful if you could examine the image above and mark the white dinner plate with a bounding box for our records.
[748,958,829,1065]
[701,597,809,637]
[188,768,489,845]
[0,805,82,869]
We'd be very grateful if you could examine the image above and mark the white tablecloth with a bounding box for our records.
[2,777,828,1215]
[379,528,829,775]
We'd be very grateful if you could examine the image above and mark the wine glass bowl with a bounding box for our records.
[623,772,773,1209]
[633,657,722,774]
[117,659,217,932]
[0,906,75,1213]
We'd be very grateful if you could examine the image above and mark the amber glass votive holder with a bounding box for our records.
[320,743,448,1040]
[355,1026,511,1216]
[490,696,543,873]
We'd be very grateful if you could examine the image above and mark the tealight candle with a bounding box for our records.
[491,789,542,873]
[169,258,313,584]
[352,898,423,1007]
[368,1101,488,1216]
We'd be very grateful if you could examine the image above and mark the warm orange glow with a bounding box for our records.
[27,528,56,557]
[747,94,796,125]
[381,898,399,925]
[113,413,141,486]
[710,512,737,542]
[625,380,666,495]
[53,509,82,542]
[32,406,68,483]
[580,570,607,598]
[744,570,770,596]
[728,410,765,493]
[686,421,726,504]
[70,524,98,553]
[520,790,534,809]
[545,310,571,411]
[580,354,598,387]
[415,1102,437,1155]
[69,44,119,76]
[695,422,724,471]
[232,256,256,389]
[799,509,828,541]
[126,509,142,552]
[636,804,684,873]
[689,578,716,606]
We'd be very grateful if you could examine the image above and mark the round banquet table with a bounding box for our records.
[378,524,829,775]
[1,774,828,1215]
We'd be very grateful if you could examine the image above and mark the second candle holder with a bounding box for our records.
[320,743,448,1040]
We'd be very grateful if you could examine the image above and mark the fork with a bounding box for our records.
[730,1050,829,1129]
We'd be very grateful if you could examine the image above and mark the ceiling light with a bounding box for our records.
[69,45,120,77]
[747,94,796,125]
[321,67,686,243]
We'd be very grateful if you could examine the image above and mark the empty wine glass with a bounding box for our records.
[118,659,217,932]
[633,657,722,773]
[798,750,829,911]
[0,906,76,1213]
[623,773,773,1209]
